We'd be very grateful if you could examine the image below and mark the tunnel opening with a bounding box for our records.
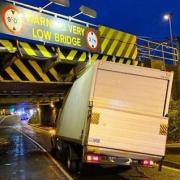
[0,39,88,128]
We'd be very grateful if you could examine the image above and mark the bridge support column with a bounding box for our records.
[40,102,61,127]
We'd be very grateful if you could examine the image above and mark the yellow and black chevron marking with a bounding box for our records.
[19,42,56,59]
[0,40,17,53]
[151,59,165,70]
[0,57,61,82]
[90,53,143,66]
[99,26,137,60]
[159,124,168,136]
[0,39,88,62]
[0,39,143,83]
[91,112,100,125]
[58,49,88,62]
[0,39,141,65]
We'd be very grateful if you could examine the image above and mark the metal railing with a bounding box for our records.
[137,37,179,65]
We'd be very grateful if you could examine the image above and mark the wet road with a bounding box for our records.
[0,115,71,180]
[0,116,179,180]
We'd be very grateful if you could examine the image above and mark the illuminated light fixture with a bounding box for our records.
[49,0,70,7]
[87,155,92,161]
[50,102,55,108]
[149,160,154,166]
[72,5,97,18]
[142,160,153,166]
[163,13,173,45]
[37,104,40,112]
[49,129,56,136]
[164,14,170,20]
[86,154,100,162]
[40,0,70,11]
[92,155,99,161]
[29,109,34,116]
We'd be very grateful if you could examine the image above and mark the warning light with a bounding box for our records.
[142,160,153,166]
[86,154,100,163]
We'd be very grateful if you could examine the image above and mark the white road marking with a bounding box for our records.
[0,120,73,180]
[0,115,18,125]
[15,128,47,152]
[0,116,6,124]
[14,127,73,180]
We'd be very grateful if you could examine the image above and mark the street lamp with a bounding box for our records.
[40,0,70,11]
[163,13,173,46]
[163,13,178,64]
[72,5,97,18]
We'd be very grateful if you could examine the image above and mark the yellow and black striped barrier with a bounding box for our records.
[0,39,88,62]
[0,38,140,64]
[99,26,137,60]
[0,26,138,63]
[0,57,61,82]
[0,35,142,82]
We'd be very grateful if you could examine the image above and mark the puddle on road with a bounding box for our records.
[0,128,42,167]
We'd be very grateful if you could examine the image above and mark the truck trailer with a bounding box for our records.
[51,61,173,172]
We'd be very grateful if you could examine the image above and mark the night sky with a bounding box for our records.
[2,0,180,40]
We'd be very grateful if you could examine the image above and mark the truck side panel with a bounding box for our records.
[56,66,94,142]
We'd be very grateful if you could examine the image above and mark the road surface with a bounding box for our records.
[0,115,179,180]
[0,115,72,180]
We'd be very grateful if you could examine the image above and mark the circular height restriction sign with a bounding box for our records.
[86,29,99,52]
[2,6,23,34]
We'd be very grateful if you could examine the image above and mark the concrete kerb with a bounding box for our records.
[28,123,55,132]
[163,160,180,170]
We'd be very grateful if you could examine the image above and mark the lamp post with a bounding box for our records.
[72,5,97,19]
[40,0,70,11]
[163,13,173,46]
[163,13,178,64]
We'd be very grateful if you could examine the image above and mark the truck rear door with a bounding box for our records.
[87,62,173,157]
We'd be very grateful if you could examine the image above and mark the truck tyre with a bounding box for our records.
[66,148,78,173]
[50,136,57,157]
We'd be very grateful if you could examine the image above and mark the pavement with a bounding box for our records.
[29,123,54,132]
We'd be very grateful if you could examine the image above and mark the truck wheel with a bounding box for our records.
[51,147,57,157]
[50,136,57,157]
[67,157,78,173]
[66,149,78,173]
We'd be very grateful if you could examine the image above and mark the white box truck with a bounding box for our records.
[51,61,173,172]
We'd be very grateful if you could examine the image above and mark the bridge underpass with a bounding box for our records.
[0,40,81,124]
[0,29,140,124]
[0,81,74,126]
[0,81,72,104]
[2,25,178,125]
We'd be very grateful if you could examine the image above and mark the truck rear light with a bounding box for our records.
[86,154,100,163]
[87,155,92,161]
[142,160,153,166]
[92,155,99,161]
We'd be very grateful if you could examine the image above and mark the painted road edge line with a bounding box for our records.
[15,127,73,180]
[0,116,7,124]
